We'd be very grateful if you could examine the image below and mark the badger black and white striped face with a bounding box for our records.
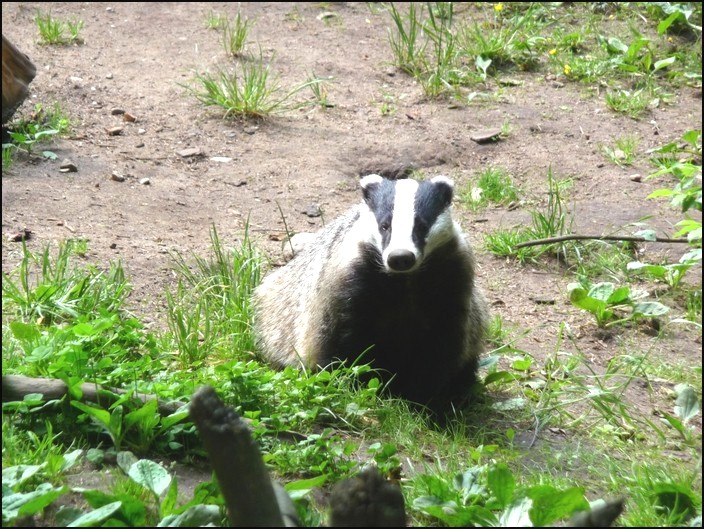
[360,174,456,273]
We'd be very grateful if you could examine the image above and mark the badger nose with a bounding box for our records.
[387,249,416,271]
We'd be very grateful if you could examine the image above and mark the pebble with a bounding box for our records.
[139,178,151,185]
[303,204,322,218]
[177,147,202,158]
[470,129,502,144]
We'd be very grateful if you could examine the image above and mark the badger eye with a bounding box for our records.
[380,221,390,232]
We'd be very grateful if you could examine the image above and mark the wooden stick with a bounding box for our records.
[514,234,689,249]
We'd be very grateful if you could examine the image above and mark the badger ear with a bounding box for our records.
[431,175,454,188]
[360,174,384,189]
[431,175,454,205]
[360,174,384,200]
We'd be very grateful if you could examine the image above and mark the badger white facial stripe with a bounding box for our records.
[384,179,420,268]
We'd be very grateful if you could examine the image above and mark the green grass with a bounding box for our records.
[184,53,323,119]
[221,10,251,57]
[3,102,72,170]
[601,136,640,166]
[382,2,701,110]
[34,11,84,45]
[460,166,520,211]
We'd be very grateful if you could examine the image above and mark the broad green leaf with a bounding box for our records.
[499,497,532,527]
[70,401,111,428]
[653,56,676,72]
[2,465,45,488]
[157,504,222,527]
[628,261,667,278]
[680,248,702,263]
[487,463,515,509]
[588,282,616,302]
[528,485,588,526]
[9,321,41,341]
[647,188,676,199]
[454,467,485,500]
[124,399,158,430]
[71,322,97,336]
[160,476,180,518]
[673,384,700,424]
[607,286,630,305]
[128,459,172,497]
[632,301,669,317]
[68,501,122,527]
[285,474,328,491]
[511,358,532,371]
[3,483,67,522]
[483,371,519,385]
[81,489,147,525]
[61,449,84,471]
[606,37,628,54]
[657,11,682,34]
[660,412,685,435]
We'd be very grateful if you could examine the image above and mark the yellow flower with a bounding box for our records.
[563,64,572,75]
[494,3,504,12]
[668,36,673,43]
[549,48,557,56]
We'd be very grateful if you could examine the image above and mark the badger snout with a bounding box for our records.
[387,249,417,272]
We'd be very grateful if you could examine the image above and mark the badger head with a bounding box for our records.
[359,174,457,273]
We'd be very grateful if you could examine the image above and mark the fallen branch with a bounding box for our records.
[1,374,184,416]
[189,385,297,527]
[514,234,689,249]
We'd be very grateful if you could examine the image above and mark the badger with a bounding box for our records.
[252,174,489,412]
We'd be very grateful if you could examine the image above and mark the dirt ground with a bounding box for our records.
[2,0,702,451]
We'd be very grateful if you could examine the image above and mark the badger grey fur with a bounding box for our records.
[252,174,489,411]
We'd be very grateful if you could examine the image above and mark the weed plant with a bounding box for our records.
[184,53,323,119]
[34,11,84,45]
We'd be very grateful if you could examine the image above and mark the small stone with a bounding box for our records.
[59,159,78,173]
[135,142,145,148]
[106,126,123,136]
[138,128,146,135]
[111,108,125,115]
[122,112,136,122]
[110,242,117,249]
[110,172,125,182]
[243,126,258,135]
[531,296,556,305]
[303,204,322,218]
[105,72,113,79]
[210,156,232,163]
[177,147,202,158]
[629,174,642,182]
[470,129,502,144]
[139,178,151,185]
